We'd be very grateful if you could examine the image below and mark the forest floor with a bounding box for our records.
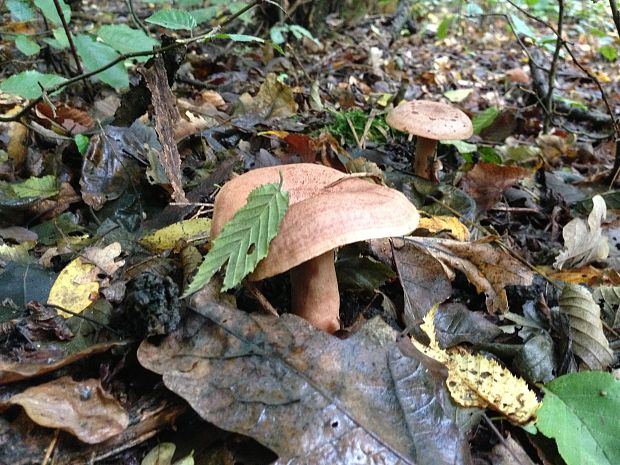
[0,2,619,465]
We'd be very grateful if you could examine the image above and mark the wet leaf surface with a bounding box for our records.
[138,301,472,465]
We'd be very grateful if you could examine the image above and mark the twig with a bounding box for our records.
[126,0,148,34]
[52,0,83,74]
[543,0,564,133]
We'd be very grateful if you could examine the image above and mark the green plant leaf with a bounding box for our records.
[537,372,620,465]
[213,33,265,43]
[145,9,197,30]
[436,16,452,40]
[15,35,41,56]
[34,0,71,25]
[74,34,129,89]
[509,14,535,38]
[7,0,36,21]
[472,106,499,134]
[189,6,217,24]
[598,45,617,62]
[183,181,289,296]
[73,134,89,155]
[2,175,60,199]
[441,139,477,154]
[97,24,160,60]
[0,70,67,99]
[443,88,473,103]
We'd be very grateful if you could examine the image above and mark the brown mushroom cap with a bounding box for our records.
[386,100,473,140]
[211,163,347,236]
[211,163,419,279]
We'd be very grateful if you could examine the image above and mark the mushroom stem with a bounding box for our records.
[289,250,340,333]
[414,137,438,181]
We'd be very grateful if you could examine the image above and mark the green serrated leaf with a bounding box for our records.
[472,106,499,134]
[537,372,620,465]
[0,70,67,99]
[146,9,197,30]
[97,24,160,60]
[15,35,41,56]
[183,181,289,296]
[34,0,71,25]
[7,0,36,21]
[74,34,129,89]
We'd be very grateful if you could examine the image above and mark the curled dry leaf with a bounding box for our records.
[554,195,609,270]
[559,284,613,370]
[3,376,129,443]
[397,237,533,316]
[138,302,472,465]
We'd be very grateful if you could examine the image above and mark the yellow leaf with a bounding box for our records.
[47,258,99,317]
[418,215,469,241]
[412,306,540,424]
[140,218,211,252]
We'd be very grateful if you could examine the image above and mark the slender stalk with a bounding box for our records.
[52,0,83,74]
[543,0,564,133]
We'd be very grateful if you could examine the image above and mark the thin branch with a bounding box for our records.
[611,0,620,37]
[543,0,564,133]
[52,0,83,74]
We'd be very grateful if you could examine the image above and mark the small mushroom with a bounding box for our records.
[386,100,473,182]
[211,163,419,333]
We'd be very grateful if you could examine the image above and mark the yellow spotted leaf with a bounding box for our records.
[412,306,540,424]
[47,258,99,317]
[418,215,469,241]
[140,218,211,252]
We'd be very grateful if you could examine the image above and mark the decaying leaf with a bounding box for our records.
[183,181,289,296]
[417,215,469,241]
[140,218,211,252]
[235,73,298,120]
[3,376,129,443]
[0,342,123,384]
[82,242,125,276]
[397,237,533,316]
[141,443,194,465]
[558,284,613,370]
[459,162,532,212]
[593,286,620,329]
[138,302,472,465]
[554,195,609,270]
[411,307,540,424]
[47,257,99,316]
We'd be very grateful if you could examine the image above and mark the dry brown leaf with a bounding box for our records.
[82,242,125,276]
[0,342,122,384]
[459,162,532,212]
[4,376,129,443]
[235,73,298,120]
[402,237,533,314]
[554,195,608,270]
[138,301,472,465]
[559,284,613,370]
